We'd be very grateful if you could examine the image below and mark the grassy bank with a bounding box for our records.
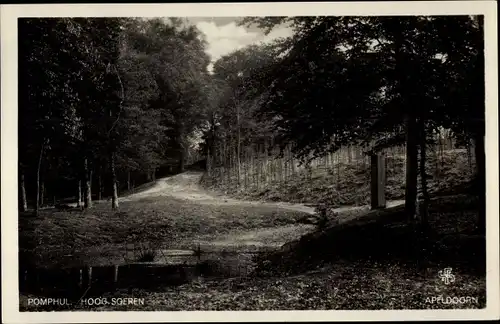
[19,197,310,268]
[254,195,484,276]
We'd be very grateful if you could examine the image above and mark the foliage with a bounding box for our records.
[239,16,484,159]
[18,18,212,208]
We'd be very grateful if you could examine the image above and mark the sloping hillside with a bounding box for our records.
[202,149,475,208]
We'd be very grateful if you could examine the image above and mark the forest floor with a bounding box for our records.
[19,158,485,311]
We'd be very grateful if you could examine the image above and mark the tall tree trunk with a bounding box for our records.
[419,120,429,227]
[224,139,230,186]
[127,169,131,191]
[83,158,92,209]
[394,24,418,222]
[40,181,45,207]
[207,148,211,176]
[244,150,248,189]
[110,152,119,209]
[209,117,217,177]
[178,150,185,173]
[35,139,46,216]
[89,169,93,200]
[405,114,419,222]
[236,106,241,186]
[98,166,102,201]
[19,171,28,212]
[77,180,82,207]
[178,127,185,173]
[474,132,485,233]
[263,144,269,184]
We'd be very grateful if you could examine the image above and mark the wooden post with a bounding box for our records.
[370,153,386,209]
[87,266,93,288]
[114,265,119,285]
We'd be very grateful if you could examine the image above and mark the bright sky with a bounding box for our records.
[183,17,293,73]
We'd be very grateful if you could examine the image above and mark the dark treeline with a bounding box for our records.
[19,16,485,232]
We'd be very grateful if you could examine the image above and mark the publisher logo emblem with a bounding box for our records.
[438,268,456,285]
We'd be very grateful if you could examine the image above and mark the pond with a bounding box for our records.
[19,248,265,299]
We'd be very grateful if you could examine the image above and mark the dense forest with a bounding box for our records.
[19,16,484,230]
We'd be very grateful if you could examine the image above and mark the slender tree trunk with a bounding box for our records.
[244,151,248,189]
[178,127,185,173]
[419,120,429,227]
[40,181,45,207]
[20,171,28,212]
[255,145,260,189]
[209,118,217,177]
[35,140,46,216]
[224,139,229,186]
[83,158,92,209]
[98,166,102,201]
[127,169,131,191]
[474,132,485,233]
[77,180,82,207]
[263,144,269,184]
[89,169,93,201]
[279,156,283,183]
[236,105,241,186]
[251,148,256,188]
[110,152,119,209]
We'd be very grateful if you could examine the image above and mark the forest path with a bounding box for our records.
[119,171,317,215]
[117,171,403,251]
[120,170,405,215]
[33,171,404,267]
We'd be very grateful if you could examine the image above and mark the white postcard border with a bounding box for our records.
[2,2,498,322]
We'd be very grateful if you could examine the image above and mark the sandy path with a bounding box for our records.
[120,171,317,215]
[121,171,404,215]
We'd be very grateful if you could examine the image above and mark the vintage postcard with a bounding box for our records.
[1,1,498,323]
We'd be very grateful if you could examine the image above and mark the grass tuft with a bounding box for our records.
[136,243,158,262]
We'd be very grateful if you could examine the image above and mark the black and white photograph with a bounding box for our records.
[1,1,499,322]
